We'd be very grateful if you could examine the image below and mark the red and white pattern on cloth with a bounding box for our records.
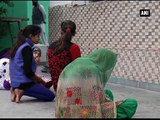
[56,79,116,118]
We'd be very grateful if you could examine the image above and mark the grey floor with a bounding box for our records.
[0,66,160,118]
[1,83,160,118]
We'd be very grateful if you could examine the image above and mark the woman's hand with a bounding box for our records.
[43,80,52,88]
[115,100,124,106]
[34,74,52,88]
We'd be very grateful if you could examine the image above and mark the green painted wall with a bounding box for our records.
[0,1,50,51]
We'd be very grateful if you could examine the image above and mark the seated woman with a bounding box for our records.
[0,47,41,91]
[55,48,138,118]
[48,20,81,93]
[0,47,42,90]
[9,25,55,103]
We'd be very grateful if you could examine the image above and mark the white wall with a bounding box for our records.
[50,1,72,7]
[50,1,89,7]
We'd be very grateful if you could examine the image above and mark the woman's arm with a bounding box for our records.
[22,46,35,78]
[22,46,49,87]
[70,43,81,60]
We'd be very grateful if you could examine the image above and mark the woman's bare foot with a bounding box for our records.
[10,88,16,102]
[15,89,23,103]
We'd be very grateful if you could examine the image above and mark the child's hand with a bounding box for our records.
[41,76,52,88]
[36,74,52,88]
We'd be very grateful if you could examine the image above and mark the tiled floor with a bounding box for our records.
[0,65,160,118]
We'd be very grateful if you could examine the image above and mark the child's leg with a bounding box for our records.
[23,83,55,101]
[116,98,138,118]
[104,87,114,101]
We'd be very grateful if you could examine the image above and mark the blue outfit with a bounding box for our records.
[10,39,54,101]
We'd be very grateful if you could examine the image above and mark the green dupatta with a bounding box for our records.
[55,48,118,118]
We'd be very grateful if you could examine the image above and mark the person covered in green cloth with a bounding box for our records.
[55,48,138,118]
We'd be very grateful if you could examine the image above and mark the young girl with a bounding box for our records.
[9,25,55,103]
[48,20,81,93]
[32,46,41,65]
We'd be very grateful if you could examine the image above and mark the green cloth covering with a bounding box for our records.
[116,98,138,118]
[60,48,118,86]
[56,48,138,118]
[104,87,114,101]
[85,48,118,87]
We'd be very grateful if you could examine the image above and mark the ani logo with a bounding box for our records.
[140,9,150,17]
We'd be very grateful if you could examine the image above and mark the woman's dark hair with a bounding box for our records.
[32,0,38,6]
[49,20,76,54]
[10,25,41,58]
